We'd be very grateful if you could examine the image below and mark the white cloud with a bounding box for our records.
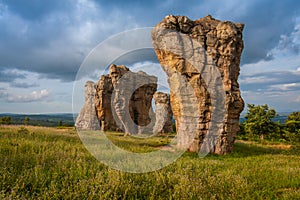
[239,76,277,84]
[267,22,300,57]
[269,83,300,91]
[241,90,300,112]
[7,89,50,103]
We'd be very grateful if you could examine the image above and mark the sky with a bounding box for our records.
[0,0,300,114]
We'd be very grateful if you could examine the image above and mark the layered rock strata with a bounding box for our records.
[152,15,244,154]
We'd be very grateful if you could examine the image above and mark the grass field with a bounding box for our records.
[0,125,300,199]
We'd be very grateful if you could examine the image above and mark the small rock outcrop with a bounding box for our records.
[152,15,244,154]
[153,92,174,133]
[75,81,101,130]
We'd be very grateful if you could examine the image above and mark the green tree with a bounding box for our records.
[24,116,30,126]
[243,104,278,140]
[58,120,63,127]
[283,112,300,143]
[285,112,300,133]
[0,116,11,125]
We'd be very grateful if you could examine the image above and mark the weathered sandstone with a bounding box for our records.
[75,81,101,130]
[95,64,157,134]
[153,92,174,133]
[152,15,244,154]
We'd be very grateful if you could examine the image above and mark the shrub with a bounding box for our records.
[17,127,30,135]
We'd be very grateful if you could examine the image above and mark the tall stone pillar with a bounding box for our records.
[152,15,244,154]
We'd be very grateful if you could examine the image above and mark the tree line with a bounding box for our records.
[0,116,72,127]
[239,104,300,143]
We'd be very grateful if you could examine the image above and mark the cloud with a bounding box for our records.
[0,0,300,113]
[0,0,299,83]
[0,0,139,82]
[10,81,39,88]
[6,89,50,103]
[0,69,39,88]
[267,23,300,58]
[269,83,300,92]
[0,69,26,82]
[241,89,300,112]
[0,87,8,98]
[0,0,72,20]
[240,70,300,92]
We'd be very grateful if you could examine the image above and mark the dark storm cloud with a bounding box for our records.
[0,0,72,20]
[236,0,300,64]
[112,48,159,66]
[94,0,300,64]
[0,0,300,83]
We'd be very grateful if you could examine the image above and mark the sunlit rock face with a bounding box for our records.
[95,74,119,131]
[152,15,244,154]
[75,81,100,131]
[95,64,157,134]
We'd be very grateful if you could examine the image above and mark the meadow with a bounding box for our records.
[0,125,300,199]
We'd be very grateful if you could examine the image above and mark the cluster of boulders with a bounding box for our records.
[76,15,245,155]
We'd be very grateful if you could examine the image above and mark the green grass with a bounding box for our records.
[0,125,300,199]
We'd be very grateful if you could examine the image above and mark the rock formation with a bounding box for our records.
[75,81,101,130]
[152,15,244,154]
[95,64,157,134]
[153,92,174,133]
[95,75,120,131]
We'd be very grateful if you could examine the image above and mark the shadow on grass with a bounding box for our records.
[182,141,300,160]
[108,137,170,149]
[221,142,299,159]
[231,142,290,157]
[106,133,172,149]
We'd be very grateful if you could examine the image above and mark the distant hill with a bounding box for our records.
[0,113,75,127]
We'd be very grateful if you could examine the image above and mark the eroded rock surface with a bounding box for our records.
[95,64,157,134]
[95,75,120,131]
[153,92,174,133]
[152,15,244,154]
[75,81,100,130]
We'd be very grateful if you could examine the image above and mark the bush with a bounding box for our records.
[286,112,300,133]
[0,116,11,125]
[17,127,30,135]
